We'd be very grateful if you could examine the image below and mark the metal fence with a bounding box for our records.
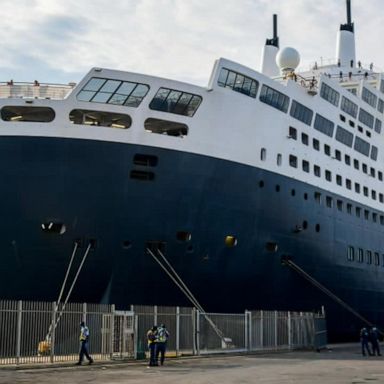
[0,301,326,365]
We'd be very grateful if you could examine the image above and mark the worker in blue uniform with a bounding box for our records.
[360,327,372,356]
[155,324,170,366]
[370,326,381,356]
[76,321,94,365]
[147,325,158,366]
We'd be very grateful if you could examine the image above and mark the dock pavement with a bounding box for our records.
[2,343,384,384]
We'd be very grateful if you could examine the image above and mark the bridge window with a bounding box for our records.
[314,114,334,137]
[77,77,149,107]
[371,146,378,161]
[374,119,382,133]
[335,126,353,147]
[69,109,131,128]
[320,83,339,106]
[217,68,258,98]
[378,99,384,113]
[260,85,289,113]
[149,88,202,117]
[341,96,358,118]
[1,106,55,122]
[290,100,313,125]
[362,87,377,108]
[354,136,370,157]
[144,118,188,137]
[359,108,374,129]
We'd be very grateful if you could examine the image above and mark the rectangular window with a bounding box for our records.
[375,252,380,266]
[324,144,331,156]
[363,186,369,196]
[362,163,368,174]
[358,248,364,263]
[336,175,342,186]
[313,138,320,151]
[149,87,202,116]
[337,200,343,211]
[314,192,322,203]
[362,87,378,108]
[302,160,310,173]
[347,203,352,214]
[370,167,375,177]
[301,133,309,145]
[366,250,372,264]
[371,145,378,161]
[218,68,259,98]
[354,159,359,169]
[260,85,289,112]
[373,212,377,222]
[345,154,351,165]
[375,119,382,133]
[381,80,384,93]
[341,96,358,118]
[346,179,352,189]
[356,206,361,217]
[347,246,354,261]
[372,190,377,200]
[378,99,384,113]
[335,150,341,160]
[290,100,313,125]
[335,126,353,147]
[314,165,321,177]
[314,114,335,137]
[289,155,297,168]
[354,136,370,157]
[325,170,332,182]
[355,183,360,193]
[359,108,374,129]
[289,126,297,139]
[326,196,333,208]
[320,83,340,106]
[364,210,369,221]
[378,171,383,181]
[380,193,384,203]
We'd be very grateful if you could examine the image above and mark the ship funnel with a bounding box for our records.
[260,14,280,77]
[336,0,356,68]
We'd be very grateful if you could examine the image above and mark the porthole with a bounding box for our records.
[176,231,191,242]
[225,236,237,247]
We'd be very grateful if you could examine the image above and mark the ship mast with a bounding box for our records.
[336,0,356,68]
[260,14,280,77]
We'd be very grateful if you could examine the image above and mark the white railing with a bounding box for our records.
[0,81,76,100]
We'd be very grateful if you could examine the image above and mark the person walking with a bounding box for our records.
[147,325,158,367]
[76,321,94,365]
[370,326,381,356]
[155,324,170,366]
[360,327,372,356]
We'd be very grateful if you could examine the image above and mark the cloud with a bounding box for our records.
[0,0,381,85]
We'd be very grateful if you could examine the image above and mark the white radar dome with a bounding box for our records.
[276,47,301,72]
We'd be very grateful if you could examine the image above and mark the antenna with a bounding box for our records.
[266,14,279,47]
[340,0,354,32]
[346,0,352,25]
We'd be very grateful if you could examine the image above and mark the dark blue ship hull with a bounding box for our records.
[1,136,382,340]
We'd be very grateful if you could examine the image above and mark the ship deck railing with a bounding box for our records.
[0,81,76,100]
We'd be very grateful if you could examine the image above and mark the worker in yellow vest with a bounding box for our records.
[76,321,94,365]
[146,325,158,367]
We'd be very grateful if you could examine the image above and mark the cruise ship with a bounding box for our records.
[2,0,383,339]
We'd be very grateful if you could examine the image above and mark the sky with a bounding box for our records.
[0,0,382,86]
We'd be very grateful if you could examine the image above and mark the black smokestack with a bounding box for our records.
[346,0,351,25]
[266,14,279,47]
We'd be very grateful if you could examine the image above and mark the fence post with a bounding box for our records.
[196,309,200,356]
[50,301,57,363]
[288,311,292,350]
[274,311,278,349]
[16,300,22,365]
[260,310,264,349]
[176,307,180,357]
[192,308,196,356]
[83,302,87,323]
[248,311,252,352]
[154,305,158,327]
[133,315,138,359]
[110,304,115,359]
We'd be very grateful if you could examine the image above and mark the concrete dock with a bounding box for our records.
[3,344,384,384]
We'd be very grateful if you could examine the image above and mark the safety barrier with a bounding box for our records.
[0,301,326,365]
